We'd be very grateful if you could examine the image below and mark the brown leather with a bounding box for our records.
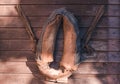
[60,12,80,71]
[16,4,104,82]
[39,15,62,63]
[36,8,80,80]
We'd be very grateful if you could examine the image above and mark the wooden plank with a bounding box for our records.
[107,40,120,51]
[0,28,41,40]
[0,62,39,74]
[0,5,120,16]
[56,40,120,51]
[0,16,119,27]
[0,74,45,84]
[0,51,35,62]
[106,75,120,84]
[0,62,106,74]
[0,62,120,74]
[71,74,120,84]
[0,0,20,5]
[108,52,120,62]
[0,40,33,50]
[80,52,109,62]
[106,5,120,16]
[107,0,120,4]
[0,0,119,5]
[0,5,97,16]
[0,50,120,62]
[0,28,30,40]
[0,40,119,51]
[92,28,120,40]
[0,28,119,40]
[106,63,120,74]
[70,75,108,84]
[74,62,107,74]
[0,74,119,84]
[54,51,120,63]
[0,51,107,62]
[75,62,120,75]
[91,40,120,51]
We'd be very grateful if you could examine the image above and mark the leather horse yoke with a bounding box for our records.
[36,8,80,79]
[16,4,104,82]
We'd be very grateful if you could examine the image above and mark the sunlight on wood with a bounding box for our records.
[0,0,20,26]
[0,74,34,84]
[0,0,20,4]
[0,6,17,16]
[74,63,100,74]
[87,76,102,84]
[0,0,119,84]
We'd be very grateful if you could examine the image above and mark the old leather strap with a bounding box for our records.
[36,8,80,80]
[16,4,104,82]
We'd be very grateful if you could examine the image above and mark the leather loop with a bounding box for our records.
[36,8,80,80]
[16,4,104,82]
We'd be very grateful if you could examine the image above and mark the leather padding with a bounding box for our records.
[36,8,80,79]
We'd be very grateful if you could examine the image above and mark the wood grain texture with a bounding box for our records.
[108,52,120,62]
[71,74,120,84]
[0,40,119,51]
[0,74,119,84]
[0,74,45,84]
[0,51,35,62]
[0,16,119,27]
[0,28,119,40]
[106,75,120,84]
[0,51,120,62]
[0,62,120,74]
[0,0,119,84]
[0,5,120,16]
[0,40,33,50]
[0,0,119,5]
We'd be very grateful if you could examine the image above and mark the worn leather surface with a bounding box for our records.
[36,8,80,79]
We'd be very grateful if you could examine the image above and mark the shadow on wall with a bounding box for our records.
[0,0,120,84]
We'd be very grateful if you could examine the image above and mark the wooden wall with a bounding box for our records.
[0,0,120,84]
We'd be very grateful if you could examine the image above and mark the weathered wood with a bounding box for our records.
[106,75,120,84]
[90,40,120,51]
[0,51,111,62]
[15,4,36,42]
[0,5,120,16]
[108,52,120,62]
[0,28,41,40]
[0,74,45,84]
[107,40,120,51]
[0,51,120,62]
[71,74,120,84]
[0,0,119,84]
[56,40,120,51]
[0,51,35,62]
[81,5,105,54]
[76,62,120,75]
[0,40,33,50]
[92,28,120,39]
[71,74,108,84]
[0,74,119,84]
[15,4,37,52]
[74,62,107,74]
[0,40,119,51]
[0,28,119,40]
[0,28,30,40]
[0,16,119,27]
[0,0,119,5]
[0,62,39,74]
[0,62,120,74]
[106,63,120,74]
